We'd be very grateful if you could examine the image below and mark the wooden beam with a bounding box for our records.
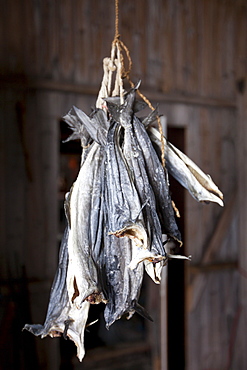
[200,193,236,265]
[237,76,247,300]
[190,261,238,274]
[188,193,236,311]
[235,76,247,368]
[0,76,237,109]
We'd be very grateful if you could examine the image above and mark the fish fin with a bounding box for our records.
[132,301,153,322]
[23,323,45,336]
[133,198,150,223]
[105,81,142,122]
[133,100,147,113]
[63,109,90,145]
[142,106,160,127]
[73,105,108,145]
[104,94,147,113]
[103,98,121,121]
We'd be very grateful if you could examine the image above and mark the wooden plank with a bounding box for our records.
[160,268,168,370]
[190,261,237,274]
[160,0,174,93]
[185,0,200,95]
[185,86,239,367]
[233,75,247,369]
[0,76,237,109]
[235,6,247,80]
[1,0,247,102]
[75,342,152,370]
[188,193,236,311]
[145,0,164,90]
[188,269,239,370]
[173,0,186,93]
[201,193,236,264]
[186,107,205,262]
[220,3,235,99]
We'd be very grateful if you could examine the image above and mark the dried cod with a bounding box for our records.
[24,83,223,362]
[23,227,90,361]
[148,126,224,207]
[105,88,169,282]
[73,106,147,327]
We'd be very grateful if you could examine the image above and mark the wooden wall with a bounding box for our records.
[1,1,247,369]
[2,0,247,98]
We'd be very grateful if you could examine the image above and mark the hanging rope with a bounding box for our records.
[97,0,166,168]
[114,0,120,41]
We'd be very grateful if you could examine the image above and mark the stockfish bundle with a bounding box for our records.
[24,2,223,361]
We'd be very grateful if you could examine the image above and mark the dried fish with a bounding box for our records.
[65,110,107,307]
[24,81,223,362]
[101,232,146,328]
[63,110,91,148]
[66,143,104,307]
[23,227,90,361]
[73,107,109,146]
[104,121,147,237]
[106,88,181,242]
[73,107,147,326]
[132,117,182,245]
[71,107,109,263]
[106,89,168,282]
[63,109,92,167]
[148,127,224,206]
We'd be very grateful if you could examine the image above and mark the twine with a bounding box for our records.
[97,0,166,168]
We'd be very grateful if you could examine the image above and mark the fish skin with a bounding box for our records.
[73,106,109,146]
[141,106,159,127]
[104,85,147,114]
[131,114,182,245]
[106,86,181,245]
[132,301,153,322]
[103,121,146,326]
[66,140,105,307]
[24,108,108,360]
[64,108,107,307]
[143,259,164,284]
[103,120,165,284]
[70,109,108,264]
[25,97,187,360]
[148,127,224,206]
[128,245,164,272]
[67,107,108,262]
[101,232,144,328]
[23,227,90,362]
[27,84,223,362]
[113,89,168,282]
[104,96,147,114]
[167,140,224,203]
[104,121,144,234]
[63,109,91,147]
[64,106,117,308]
[24,81,225,363]
[62,109,93,170]
[71,110,146,327]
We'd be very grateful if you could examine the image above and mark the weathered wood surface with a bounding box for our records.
[1,1,247,369]
[233,76,247,370]
[1,0,247,100]
[159,97,238,369]
[184,105,238,370]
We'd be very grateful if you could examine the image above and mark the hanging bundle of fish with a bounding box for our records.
[24,82,223,361]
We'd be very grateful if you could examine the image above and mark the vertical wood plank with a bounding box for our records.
[160,267,168,370]
[235,76,247,369]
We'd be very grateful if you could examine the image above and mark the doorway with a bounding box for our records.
[167,127,186,370]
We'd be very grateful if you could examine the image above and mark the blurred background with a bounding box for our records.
[1,0,247,369]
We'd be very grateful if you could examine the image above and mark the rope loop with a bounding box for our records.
[96,0,166,168]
